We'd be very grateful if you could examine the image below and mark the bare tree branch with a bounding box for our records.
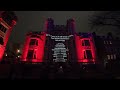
[89,11,120,35]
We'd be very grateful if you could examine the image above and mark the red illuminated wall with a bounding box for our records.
[21,32,46,62]
[21,34,30,61]
[75,35,81,61]
[75,34,96,63]
[3,20,16,48]
[0,46,5,61]
[0,18,16,61]
[35,32,46,62]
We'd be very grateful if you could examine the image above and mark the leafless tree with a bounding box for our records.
[89,11,120,35]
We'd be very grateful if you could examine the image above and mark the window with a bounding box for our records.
[104,41,106,44]
[0,24,2,29]
[0,24,7,33]
[82,40,90,46]
[33,54,36,59]
[29,39,38,46]
[84,51,87,59]
[85,40,90,46]
[84,50,92,59]
[0,37,4,45]
[110,41,112,44]
[27,50,34,59]
[86,50,92,59]
[114,54,116,59]
[107,55,110,60]
[36,40,38,46]
[29,39,36,45]
[82,40,84,46]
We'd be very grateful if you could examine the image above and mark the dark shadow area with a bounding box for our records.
[0,61,119,79]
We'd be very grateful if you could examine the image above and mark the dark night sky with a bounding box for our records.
[7,11,119,45]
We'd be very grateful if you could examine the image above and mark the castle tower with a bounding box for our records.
[21,32,46,62]
[75,32,96,64]
[0,11,17,61]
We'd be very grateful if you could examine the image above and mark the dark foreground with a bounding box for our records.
[0,62,120,79]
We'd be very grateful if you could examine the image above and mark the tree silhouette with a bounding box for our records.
[89,11,120,35]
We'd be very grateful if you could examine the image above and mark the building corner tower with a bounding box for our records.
[0,11,17,61]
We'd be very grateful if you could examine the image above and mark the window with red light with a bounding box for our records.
[84,51,87,59]
[27,50,34,59]
[82,40,90,46]
[33,53,36,59]
[33,51,36,59]
[84,50,93,59]
[86,50,92,59]
[0,24,7,33]
[29,39,38,46]
[82,40,84,46]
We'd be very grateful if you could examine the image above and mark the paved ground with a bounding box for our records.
[0,64,119,79]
